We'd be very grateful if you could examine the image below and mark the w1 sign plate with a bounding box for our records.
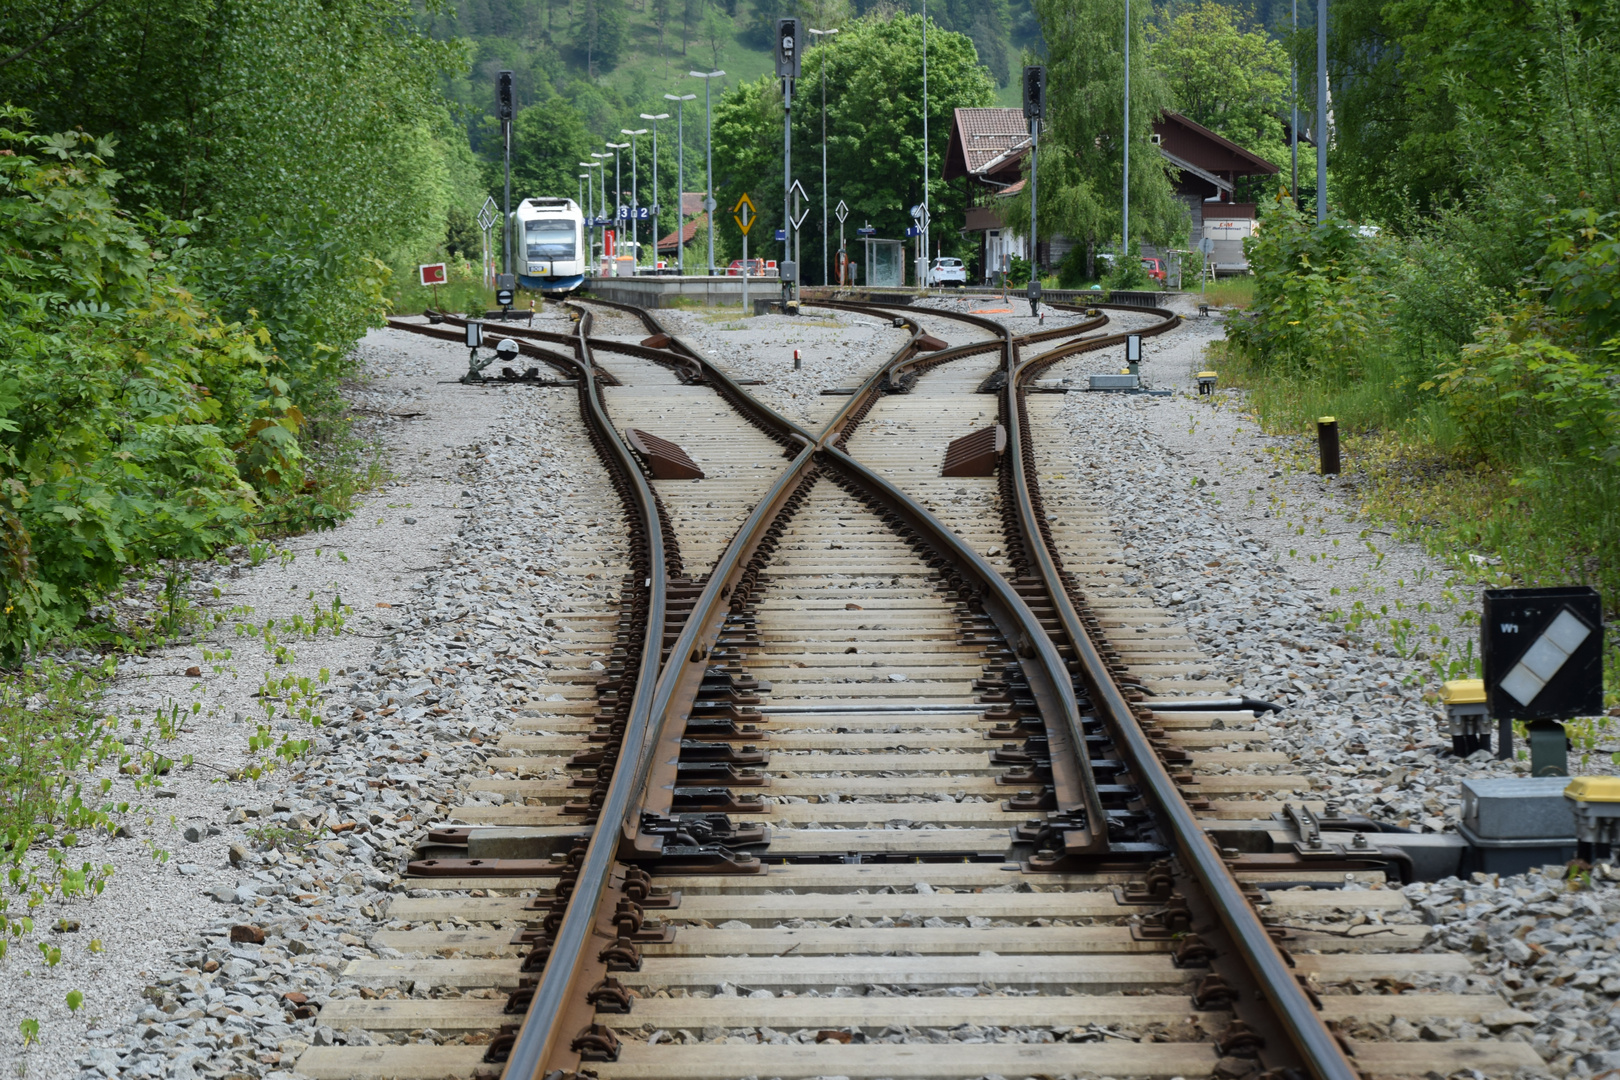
[1483,586,1603,721]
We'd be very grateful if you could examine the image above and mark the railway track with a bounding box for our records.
[303,296,1545,1080]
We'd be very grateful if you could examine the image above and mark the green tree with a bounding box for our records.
[713,13,994,283]
[579,0,629,74]
[1149,1,1298,198]
[1008,0,1184,265]
[506,99,596,204]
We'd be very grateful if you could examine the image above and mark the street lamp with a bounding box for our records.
[606,142,629,270]
[920,7,929,281]
[621,128,649,272]
[640,113,670,270]
[579,160,601,268]
[689,70,725,275]
[590,153,611,269]
[1123,0,1131,260]
[808,27,839,287]
[665,92,698,275]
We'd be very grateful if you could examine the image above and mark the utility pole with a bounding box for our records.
[1023,65,1045,318]
[1291,0,1299,209]
[1316,0,1328,222]
[776,17,803,309]
[1122,0,1130,262]
[666,93,697,274]
[809,26,839,287]
[498,70,514,283]
[690,70,725,276]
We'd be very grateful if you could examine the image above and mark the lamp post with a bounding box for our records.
[590,153,611,271]
[579,161,600,268]
[1290,0,1299,209]
[607,142,629,271]
[665,93,698,275]
[921,5,929,276]
[640,113,669,269]
[808,26,839,286]
[1122,0,1130,263]
[621,128,649,271]
[689,70,725,276]
[1316,0,1328,222]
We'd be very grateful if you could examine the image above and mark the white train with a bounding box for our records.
[512,197,586,295]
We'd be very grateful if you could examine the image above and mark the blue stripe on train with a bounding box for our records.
[516,273,585,294]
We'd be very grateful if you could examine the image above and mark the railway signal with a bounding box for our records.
[497,70,515,285]
[1483,586,1604,775]
[734,192,756,311]
[777,17,803,311]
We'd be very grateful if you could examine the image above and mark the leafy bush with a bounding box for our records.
[0,112,330,658]
[1102,248,1156,291]
[1226,199,1388,376]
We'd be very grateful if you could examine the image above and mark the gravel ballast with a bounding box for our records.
[10,296,1615,1080]
[2,312,630,1080]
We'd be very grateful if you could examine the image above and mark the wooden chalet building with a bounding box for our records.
[942,107,1280,279]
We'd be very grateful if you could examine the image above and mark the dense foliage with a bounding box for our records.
[1228,0,1620,607]
[1,0,473,657]
[0,117,296,656]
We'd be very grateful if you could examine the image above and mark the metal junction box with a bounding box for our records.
[1459,776,1577,875]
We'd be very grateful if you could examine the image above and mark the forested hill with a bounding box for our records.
[427,0,1044,111]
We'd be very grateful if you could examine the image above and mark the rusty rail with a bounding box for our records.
[1005,311,1362,1080]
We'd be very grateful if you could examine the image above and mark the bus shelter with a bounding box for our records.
[863,238,904,288]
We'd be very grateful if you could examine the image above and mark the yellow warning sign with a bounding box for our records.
[732,192,756,235]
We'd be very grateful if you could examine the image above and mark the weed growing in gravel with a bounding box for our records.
[232,594,349,778]
[0,659,177,985]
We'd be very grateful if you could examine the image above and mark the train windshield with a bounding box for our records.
[525,218,576,259]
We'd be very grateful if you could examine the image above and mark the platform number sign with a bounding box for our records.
[1482,587,1604,721]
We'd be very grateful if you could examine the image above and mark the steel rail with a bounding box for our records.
[1007,317,1363,1080]
[498,295,1112,1078]
[386,312,671,1080]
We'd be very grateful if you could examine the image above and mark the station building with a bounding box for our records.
[942,107,1281,281]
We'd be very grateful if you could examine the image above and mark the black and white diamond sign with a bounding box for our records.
[1482,586,1604,721]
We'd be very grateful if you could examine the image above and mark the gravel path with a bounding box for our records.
[5,320,626,1080]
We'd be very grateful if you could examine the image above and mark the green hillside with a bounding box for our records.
[429,0,1043,149]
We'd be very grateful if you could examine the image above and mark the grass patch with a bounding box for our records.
[1199,276,1255,308]
[1212,338,1620,724]
[389,278,499,316]
[1,660,130,946]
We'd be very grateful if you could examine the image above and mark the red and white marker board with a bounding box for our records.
[419,263,447,286]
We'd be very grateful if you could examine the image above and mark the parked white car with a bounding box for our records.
[926,256,967,287]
